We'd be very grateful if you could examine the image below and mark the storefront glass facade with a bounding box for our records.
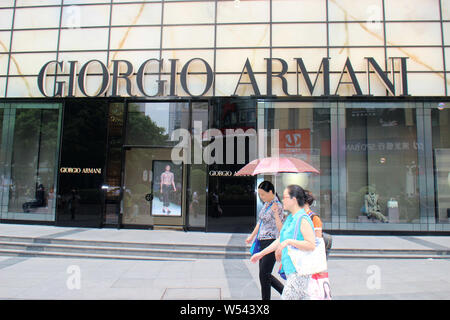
[0,102,61,222]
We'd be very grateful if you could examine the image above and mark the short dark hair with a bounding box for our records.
[286,184,307,207]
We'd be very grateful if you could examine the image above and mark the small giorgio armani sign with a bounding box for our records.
[38,56,409,98]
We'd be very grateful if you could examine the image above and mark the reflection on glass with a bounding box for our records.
[126,102,189,146]
[264,103,332,222]
[432,106,450,223]
[346,107,419,223]
[188,102,208,228]
[8,108,59,217]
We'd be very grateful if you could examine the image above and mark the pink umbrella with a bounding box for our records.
[234,157,320,176]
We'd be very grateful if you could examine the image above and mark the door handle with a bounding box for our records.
[145,193,153,202]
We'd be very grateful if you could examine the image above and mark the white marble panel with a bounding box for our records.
[387,47,443,72]
[442,22,450,46]
[272,48,329,72]
[272,0,326,22]
[442,0,450,20]
[0,31,10,53]
[16,0,61,6]
[113,0,160,2]
[216,48,269,72]
[0,77,5,97]
[57,51,108,74]
[0,9,13,29]
[14,7,61,29]
[59,28,109,51]
[407,72,445,96]
[163,25,214,48]
[111,3,161,26]
[9,53,57,76]
[328,0,382,22]
[329,48,385,72]
[272,24,327,47]
[385,0,440,21]
[329,22,384,47]
[110,26,161,50]
[6,76,40,97]
[386,22,442,46]
[217,0,268,23]
[165,1,214,24]
[0,1,13,8]
[61,4,110,28]
[215,73,266,97]
[65,0,111,4]
[12,30,58,52]
[443,48,450,74]
[217,24,269,48]
[0,53,8,75]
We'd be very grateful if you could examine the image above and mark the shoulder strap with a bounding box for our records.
[293,213,308,240]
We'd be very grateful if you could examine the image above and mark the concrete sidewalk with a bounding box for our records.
[0,223,449,300]
[0,223,449,252]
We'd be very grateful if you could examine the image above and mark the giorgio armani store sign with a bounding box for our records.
[0,0,449,234]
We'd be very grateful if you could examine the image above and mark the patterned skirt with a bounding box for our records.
[281,273,312,300]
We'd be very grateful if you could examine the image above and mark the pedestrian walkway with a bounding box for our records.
[0,223,449,300]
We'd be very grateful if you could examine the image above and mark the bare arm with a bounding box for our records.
[246,223,260,244]
[250,238,280,263]
[271,202,283,232]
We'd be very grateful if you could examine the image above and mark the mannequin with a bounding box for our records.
[364,191,388,223]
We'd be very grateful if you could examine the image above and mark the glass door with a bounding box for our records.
[122,147,186,228]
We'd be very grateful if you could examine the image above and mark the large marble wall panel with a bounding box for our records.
[328,0,382,21]
[59,28,109,51]
[111,2,161,26]
[0,31,10,55]
[165,1,214,24]
[0,53,8,76]
[0,8,13,29]
[217,24,269,48]
[110,26,161,50]
[329,22,384,47]
[61,4,110,28]
[12,29,58,52]
[217,0,268,23]
[15,7,61,29]
[163,25,214,48]
[0,1,13,8]
[16,0,61,6]
[384,0,440,21]
[386,22,442,46]
[272,0,326,22]
[272,23,326,47]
